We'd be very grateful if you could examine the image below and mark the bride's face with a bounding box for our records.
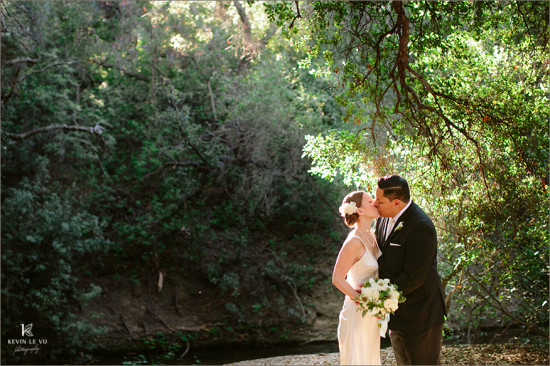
[360,193,380,218]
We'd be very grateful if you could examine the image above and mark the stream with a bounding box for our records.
[91,325,535,365]
[96,339,393,365]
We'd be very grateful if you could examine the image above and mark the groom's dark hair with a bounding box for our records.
[377,174,410,203]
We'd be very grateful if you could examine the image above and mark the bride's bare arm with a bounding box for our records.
[332,238,363,300]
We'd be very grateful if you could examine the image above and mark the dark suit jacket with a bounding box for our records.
[376,201,446,334]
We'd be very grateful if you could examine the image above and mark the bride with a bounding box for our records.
[332,190,381,365]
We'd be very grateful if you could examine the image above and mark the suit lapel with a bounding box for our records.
[383,217,403,247]
[382,202,416,248]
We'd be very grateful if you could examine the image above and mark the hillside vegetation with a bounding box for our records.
[1,1,548,364]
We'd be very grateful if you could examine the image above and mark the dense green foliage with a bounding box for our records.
[1,0,548,363]
[1,1,346,363]
[267,0,549,339]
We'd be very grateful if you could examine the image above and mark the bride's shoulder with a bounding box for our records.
[342,232,362,247]
[344,230,357,241]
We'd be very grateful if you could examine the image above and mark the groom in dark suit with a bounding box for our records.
[375,174,446,365]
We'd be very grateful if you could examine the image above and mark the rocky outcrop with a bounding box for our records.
[81,266,344,354]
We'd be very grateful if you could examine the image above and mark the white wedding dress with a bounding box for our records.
[337,234,381,365]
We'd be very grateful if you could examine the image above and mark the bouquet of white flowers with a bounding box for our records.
[355,278,406,337]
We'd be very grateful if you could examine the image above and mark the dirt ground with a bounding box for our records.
[225,343,549,365]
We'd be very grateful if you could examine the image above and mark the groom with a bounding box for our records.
[375,174,446,365]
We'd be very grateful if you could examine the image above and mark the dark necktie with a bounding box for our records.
[382,218,389,241]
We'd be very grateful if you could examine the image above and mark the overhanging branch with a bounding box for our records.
[91,59,149,81]
[289,1,302,29]
[4,124,104,140]
[4,57,39,65]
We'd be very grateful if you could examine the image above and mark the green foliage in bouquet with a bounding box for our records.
[356,278,405,319]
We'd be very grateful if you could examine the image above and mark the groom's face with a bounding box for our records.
[375,188,402,218]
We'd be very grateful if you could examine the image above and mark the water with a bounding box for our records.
[182,341,341,365]
[102,339,393,365]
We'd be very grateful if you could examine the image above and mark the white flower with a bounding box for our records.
[355,278,405,320]
[384,299,399,312]
[362,287,379,301]
[394,221,404,231]
[370,307,381,315]
[339,201,358,217]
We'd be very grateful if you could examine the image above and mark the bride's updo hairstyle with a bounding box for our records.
[340,191,364,228]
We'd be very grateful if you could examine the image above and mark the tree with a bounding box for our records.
[267,0,549,337]
[1,1,348,362]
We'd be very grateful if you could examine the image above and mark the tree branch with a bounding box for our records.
[17,60,80,83]
[207,80,218,122]
[443,266,464,313]
[289,1,302,29]
[91,59,149,81]
[233,0,278,74]
[260,23,278,46]
[233,0,251,43]
[3,60,79,102]
[466,269,547,338]
[389,0,488,184]
[392,1,410,92]
[136,161,200,182]
[4,124,104,140]
[189,57,218,123]
[4,57,39,65]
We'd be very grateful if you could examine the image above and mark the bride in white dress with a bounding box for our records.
[332,190,381,365]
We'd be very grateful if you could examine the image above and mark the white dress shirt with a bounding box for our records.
[384,199,412,240]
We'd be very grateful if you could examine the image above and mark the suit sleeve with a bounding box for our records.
[394,222,437,295]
